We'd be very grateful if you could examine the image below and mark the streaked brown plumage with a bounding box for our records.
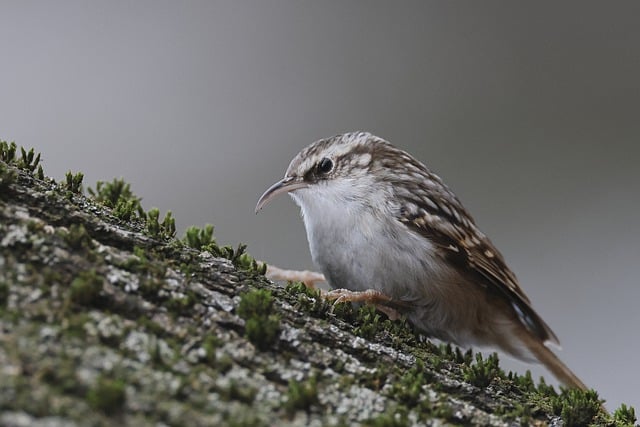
[256,131,588,390]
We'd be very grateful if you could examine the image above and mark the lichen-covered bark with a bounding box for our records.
[0,163,624,427]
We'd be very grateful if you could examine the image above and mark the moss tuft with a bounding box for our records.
[184,224,215,249]
[36,164,45,180]
[353,305,383,339]
[86,375,126,413]
[64,171,84,194]
[0,161,18,192]
[462,352,502,388]
[1,141,45,185]
[386,360,429,407]
[613,403,637,426]
[202,335,221,365]
[285,281,331,315]
[146,208,176,238]
[284,374,319,414]
[237,289,280,350]
[88,177,143,212]
[113,198,141,221]
[0,140,17,163]
[40,358,84,395]
[182,225,265,273]
[69,269,103,306]
[18,147,42,172]
[508,369,536,393]
[221,380,258,404]
[166,289,198,315]
[64,223,94,251]
[0,280,9,308]
[437,342,474,364]
[226,243,267,273]
[363,406,409,427]
[550,388,602,426]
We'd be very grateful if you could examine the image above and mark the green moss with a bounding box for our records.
[63,312,91,338]
[215,354,234,374]
[363,406,409,427]
[69,269,103,306]
[226,243,266,273]
[386,360,429,407]
[0,160,18,192]
[431,401,454,421]
[221,380,258,404]
[435,343,473,365]
[18,147,42,172]
[353,305,384,339]
[0,280,8,308]
[146,207,162,236]
[234,252,266,273]
[1,141,44,178]
[494,400,533,424]
[139,276,164,298]
[113,198,141,221]
[237,289,281,350]
[285,281,318,299]
[462,352,503,388]
[36,164,45,180]
[122,246,149,272]
[88,177,143,212]
[284,374,319,414]
[0,140,17,163]
[121,247,168,279]
[160,210,176,238]
[226,412,268,427]
[64,171,84,194]
[166,290,198,315]
[182,225,265,273]
[508,369,536,393]
[184,224,215,249]
[146,208,176,238]
[136,315,166,337]
[285,281,331,316]
[613,403,637,426]
[86,375,126,413]
[202,335,221,365]
[237,288,276,319]
[40,358,84,395]
[243,316,280,351]
[550,388,602,426]
[535,376,557,396]
[64,223,94,251]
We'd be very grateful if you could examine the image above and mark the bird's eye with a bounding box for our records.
[316,157,333,175]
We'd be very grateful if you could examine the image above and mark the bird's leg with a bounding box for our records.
[265,264,326,289]
[265,265,404,320]
[322,288,403,320]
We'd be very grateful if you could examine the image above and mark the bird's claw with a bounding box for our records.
[322,288,402,320]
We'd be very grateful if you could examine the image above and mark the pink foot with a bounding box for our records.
[322,288,402,320]
[265,265,326,289]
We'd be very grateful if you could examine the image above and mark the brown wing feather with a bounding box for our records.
[396,190,560,345]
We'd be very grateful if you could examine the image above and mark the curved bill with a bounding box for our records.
[255,176,308,213]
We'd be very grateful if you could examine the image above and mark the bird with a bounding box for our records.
[255,131,588,391]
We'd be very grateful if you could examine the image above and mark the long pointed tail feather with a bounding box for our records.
[524,335,588,391]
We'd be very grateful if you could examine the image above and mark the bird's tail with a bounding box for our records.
[521,332,588,391]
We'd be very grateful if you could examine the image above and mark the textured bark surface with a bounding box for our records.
[0,158,625,427]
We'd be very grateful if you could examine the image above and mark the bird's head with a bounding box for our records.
[255,131,394,212]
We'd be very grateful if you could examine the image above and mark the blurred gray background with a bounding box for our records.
[1,1,638,411]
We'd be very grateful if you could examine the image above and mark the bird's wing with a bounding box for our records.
[396,190,560,345]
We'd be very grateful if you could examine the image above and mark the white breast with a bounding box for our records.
[289,179,444,303]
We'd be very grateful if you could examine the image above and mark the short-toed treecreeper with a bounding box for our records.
[256,131,588,391]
